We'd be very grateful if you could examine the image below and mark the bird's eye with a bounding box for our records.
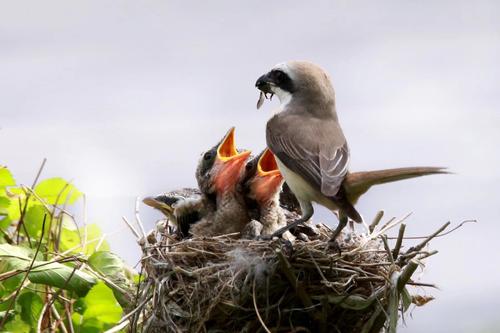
[203,152,212,160]
[274,70,285,81]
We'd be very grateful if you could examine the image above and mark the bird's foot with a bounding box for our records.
[328,238,342,255]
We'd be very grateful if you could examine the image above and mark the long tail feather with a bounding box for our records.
[344,167,449,203]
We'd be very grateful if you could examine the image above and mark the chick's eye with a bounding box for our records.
[203,152,212,160]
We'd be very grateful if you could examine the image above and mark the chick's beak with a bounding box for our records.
[143,196,175,216]
[214,128,251,193]
[252,149,284,202]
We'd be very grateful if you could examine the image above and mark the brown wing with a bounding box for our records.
[266,113,349,197]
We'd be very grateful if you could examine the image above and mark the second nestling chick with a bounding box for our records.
[243,148,294,240]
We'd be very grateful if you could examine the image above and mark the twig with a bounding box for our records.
[135,197,147,238]
[51,303,69,333]
[397,260,419,292]
[380,235,394,265]
[122,216,140,239]
[392,224,406,259]
[387,220,475,240]
[253,278,271,333]
[417,250,438,260]
[369,210,384,233]
[397,222,450,265]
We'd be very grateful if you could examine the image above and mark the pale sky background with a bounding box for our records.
[1,1,499,332]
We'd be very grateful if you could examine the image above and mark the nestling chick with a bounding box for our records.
[243,149,294,240]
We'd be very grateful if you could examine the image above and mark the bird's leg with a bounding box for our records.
[330,213,348,242]
[268,203,314,239]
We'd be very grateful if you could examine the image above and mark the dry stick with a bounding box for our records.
[392,224,406,260]
[17,197,33,247]
[417,250,438,260]
[252,278,271,333]
[397,222,450,266]
[396,260,419,292]
[407,281,438,288]
[130,265,145,332]
[380,235,394,265]
[369,210,384,233]
[37,302,49,333]
[50,303,69,333]
[135,197,147,238]
[0,214,46,330]
[122,216,140,239]
[387,219,475,240]
[64,298,75,333]
[378,217,396,233]
[15,158,46,245]
[104,296,153,333]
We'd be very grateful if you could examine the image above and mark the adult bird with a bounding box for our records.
[256,61,363,241]
[256,61,448,241]
[143,127,251,237]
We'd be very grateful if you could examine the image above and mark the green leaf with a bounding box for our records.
[0,167,16,189]
[0,244,96,297]
[82,281,122,324]
[2,314,31,333]
[0,243,34,260]
[88,251,134,308]
[28,262,97,297]
[0,196,10,210]
[72,313,104,333]
[316,294,375,310]
[0,244,33,297]
[23,204,49,239]
[0,194,21,229]
[17,291,43,328]
[388,276,400,333]
[58,216,82,253]
[34,178,82,205]
[401,287,412,312]
[88,251,123,277]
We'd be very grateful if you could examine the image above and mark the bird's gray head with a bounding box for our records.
[255,61,336,111]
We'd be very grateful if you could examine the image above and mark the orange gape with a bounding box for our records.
[214,127,251,193]
[252,149,284,203]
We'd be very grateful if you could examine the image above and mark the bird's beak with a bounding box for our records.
[143,195,175,216]
[214,127,252,193]
[252,149,284,202]
[255,73,274,94]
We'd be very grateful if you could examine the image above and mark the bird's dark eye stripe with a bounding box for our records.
[271,70,285,78]
[270,69,295,93]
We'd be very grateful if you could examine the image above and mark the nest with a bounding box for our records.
[130,214,450,333]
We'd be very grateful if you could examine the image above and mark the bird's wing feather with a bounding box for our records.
[266,114,349,197]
